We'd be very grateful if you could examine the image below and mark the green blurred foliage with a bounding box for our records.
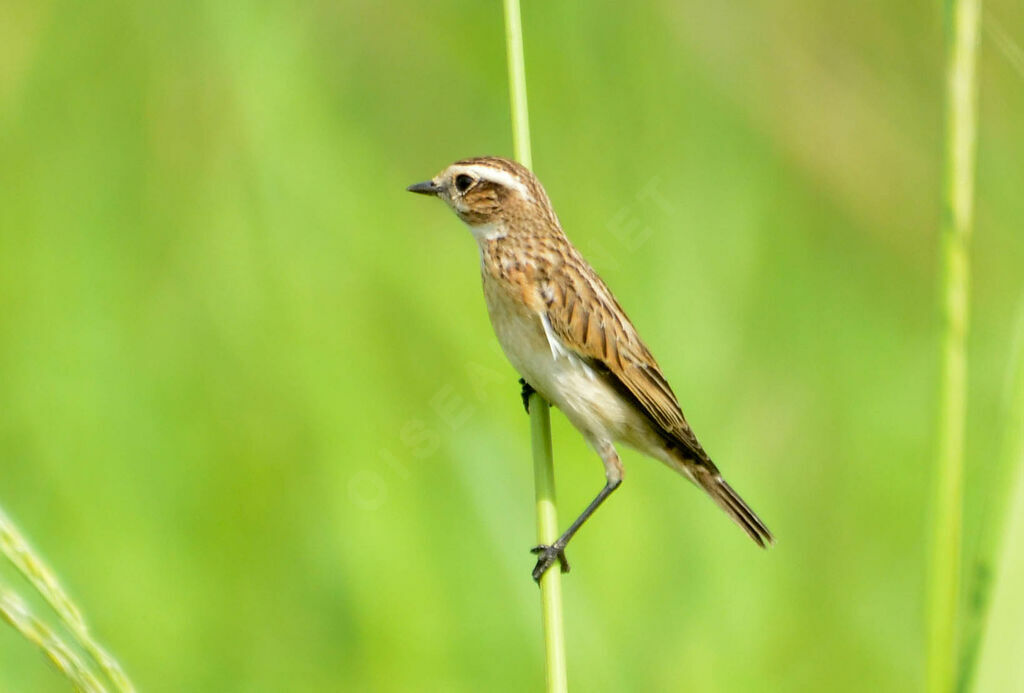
[1,0,1022,690]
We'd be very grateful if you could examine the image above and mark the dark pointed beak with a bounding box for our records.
[406,180,441,196]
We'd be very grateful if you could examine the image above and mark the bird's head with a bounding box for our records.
[407,156,554,239]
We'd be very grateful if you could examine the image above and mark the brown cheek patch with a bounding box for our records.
[462,210,491,225]
[461,188,502,224]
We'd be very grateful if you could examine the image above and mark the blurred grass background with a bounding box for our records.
[1,0,1022,690]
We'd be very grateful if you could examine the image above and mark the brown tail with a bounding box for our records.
[692,464,773,548]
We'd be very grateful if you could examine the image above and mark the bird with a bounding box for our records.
[407,156,772,581]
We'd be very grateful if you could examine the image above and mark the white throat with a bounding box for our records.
[467,221,508,243]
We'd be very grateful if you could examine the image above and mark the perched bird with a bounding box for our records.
[408,156,772,581]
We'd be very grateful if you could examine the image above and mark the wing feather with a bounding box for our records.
[541,254,709,461]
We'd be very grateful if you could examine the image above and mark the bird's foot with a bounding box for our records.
[530,543,570,582]
[519,378,551,414]
[519,378,536,414]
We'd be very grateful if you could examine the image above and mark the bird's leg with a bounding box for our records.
[531,480,621,581]
[518,378,536,414]
[531,443,623,582]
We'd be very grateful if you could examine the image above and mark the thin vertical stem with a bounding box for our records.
[503,0,532,170]
[502,2,568,692]
[530,394,568,693]
[927,0,981,691]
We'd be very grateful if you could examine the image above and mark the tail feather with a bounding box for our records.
[693,465,773,547]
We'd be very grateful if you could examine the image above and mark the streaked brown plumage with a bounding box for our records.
[408,156,772,580]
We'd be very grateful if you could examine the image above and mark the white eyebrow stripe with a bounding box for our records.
[462,165,533,200]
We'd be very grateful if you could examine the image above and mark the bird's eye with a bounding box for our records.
[455,174,474,193]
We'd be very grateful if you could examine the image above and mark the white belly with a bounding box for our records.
[481,273,660,452]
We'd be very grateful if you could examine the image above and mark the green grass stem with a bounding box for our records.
[0,585,106,693]
[0,507,135,692]
[503,0,532,171]
[927,0,981,691]
[529,394,568,692]
[502,2,567,691]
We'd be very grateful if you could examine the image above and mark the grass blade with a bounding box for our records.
[0,507,135,692]
[926,0,981,690]
[502,1,568,691]
[0,586,106,693]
